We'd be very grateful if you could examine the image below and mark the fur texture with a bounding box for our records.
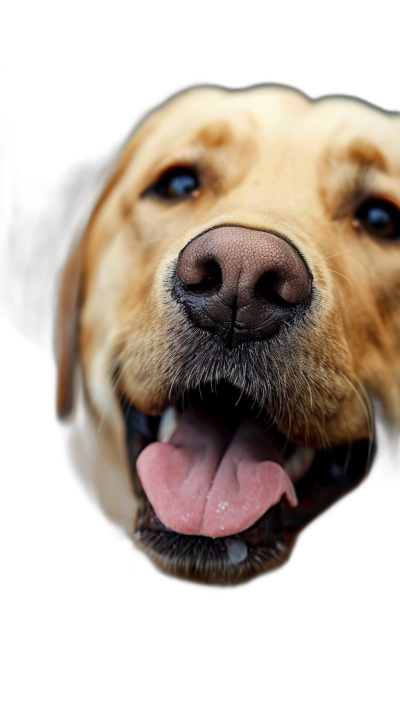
[56,85,400,582]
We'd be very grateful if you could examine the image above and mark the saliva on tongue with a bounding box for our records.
[136,402,298,538]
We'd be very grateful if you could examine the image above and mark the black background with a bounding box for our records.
[2,5,400,676]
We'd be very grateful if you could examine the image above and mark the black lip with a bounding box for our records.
[122,399,375,585]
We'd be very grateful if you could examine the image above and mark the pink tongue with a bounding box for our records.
[136,408,298,538]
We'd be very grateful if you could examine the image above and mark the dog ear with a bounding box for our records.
[54,121,154,419]
[54,161,121,420]
[55,239,84,419]
[53,160,117,426]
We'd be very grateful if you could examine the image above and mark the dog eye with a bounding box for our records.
[354,198,400,240]
[145,167,200,199]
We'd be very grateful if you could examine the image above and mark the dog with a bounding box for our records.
[56,85,400,584]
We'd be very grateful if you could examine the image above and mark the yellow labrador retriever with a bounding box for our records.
[56,85,400,584]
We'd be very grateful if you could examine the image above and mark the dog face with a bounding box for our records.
[57,86,400,584]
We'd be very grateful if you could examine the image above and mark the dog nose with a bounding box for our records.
[174,225,312,347]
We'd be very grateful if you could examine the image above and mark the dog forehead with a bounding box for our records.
[133,86,310,153]
[307,97,400,165]
[148,85,308,127]
[127,86,399,178]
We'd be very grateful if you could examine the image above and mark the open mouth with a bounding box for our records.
[121,382,374,585]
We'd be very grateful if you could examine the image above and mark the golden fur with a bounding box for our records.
[56,85,400,580]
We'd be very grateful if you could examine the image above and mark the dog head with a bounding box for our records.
[56,85,400,584]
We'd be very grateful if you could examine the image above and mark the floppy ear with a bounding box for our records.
[54,151,114,420]
[54,120,154,419]
[55,240,84,419]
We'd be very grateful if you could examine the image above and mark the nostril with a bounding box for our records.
[255,271,280,297]
[254,272,290,307]
[181,260,223,294]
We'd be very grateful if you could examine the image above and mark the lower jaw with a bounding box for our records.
[128,431,374,585]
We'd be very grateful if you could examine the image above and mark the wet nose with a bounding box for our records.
[173,225,313,348]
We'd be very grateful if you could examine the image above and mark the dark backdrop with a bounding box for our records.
[1,4,400,668]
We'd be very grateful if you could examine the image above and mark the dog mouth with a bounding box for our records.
[121,382,374,584]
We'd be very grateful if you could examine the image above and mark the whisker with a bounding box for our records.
[327,269,354,287]
[315,419,331,452]
[325,247,362,260]
[338,371,374,448]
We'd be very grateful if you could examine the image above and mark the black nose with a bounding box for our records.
[172,225,313,348]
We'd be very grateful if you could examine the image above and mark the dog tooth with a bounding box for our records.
[285,447,316,482]
[157,406,179,443]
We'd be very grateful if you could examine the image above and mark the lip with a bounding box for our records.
[121,391,375,585]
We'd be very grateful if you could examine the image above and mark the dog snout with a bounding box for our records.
[174,225,313,347]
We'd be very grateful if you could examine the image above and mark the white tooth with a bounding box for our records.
[157,406,179,443]
[285,447,316,482]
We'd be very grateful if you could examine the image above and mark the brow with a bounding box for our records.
[319,139,389,217]
[332,138,387,173]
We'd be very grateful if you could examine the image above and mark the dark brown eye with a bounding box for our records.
[144,167,199,200]
[354,197,400,240]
